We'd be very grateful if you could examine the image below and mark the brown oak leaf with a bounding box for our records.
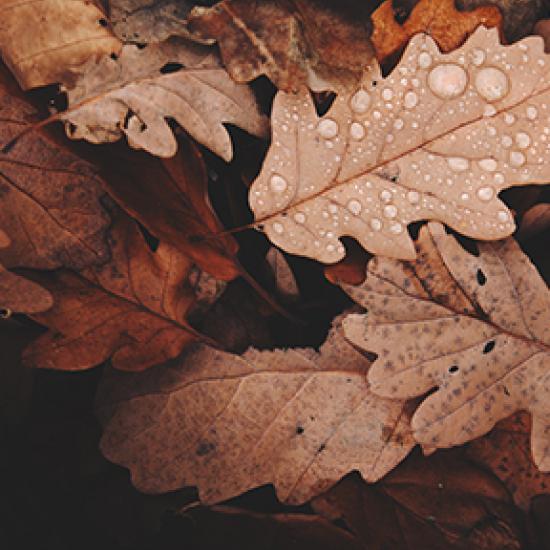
[250,27,549,263]
[343,222,550,472]
[98,320,415,504]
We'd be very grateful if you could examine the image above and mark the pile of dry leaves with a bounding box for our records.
[2,0,550,548]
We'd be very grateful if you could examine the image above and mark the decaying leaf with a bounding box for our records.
[98,321,414,504]
[468,412,550,510]
[0,68,111,271]
[343,222,550,472]
[0,0,121,89]
[187,0,375,92]
[23,216,200,371]
[266,247,300,300]
[312,453,525,550]
[372,0,503,63]
[250,27,549,263]
[518,203,550,241]
[63,38,268,160]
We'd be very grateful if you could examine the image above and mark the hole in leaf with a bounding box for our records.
[483,340,496,354]
[448,365,459,374]
[110,52,118,61]
[160,62,184,74]
[503,386,511,396]
[295,426,304,435]
[0,308,12,319]
[123,109,135,130]
[310,90,336,116]
[476,269,487,285]
[98,18,108,27]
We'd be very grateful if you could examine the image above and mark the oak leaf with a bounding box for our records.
[63,39,268,160]
[250,27,549,263]
[0,0,121,89]
[187,0,375,92]
[342,222,550,473]
[98,321,415,504]
[23,216,200,371]
[371,0,503,63]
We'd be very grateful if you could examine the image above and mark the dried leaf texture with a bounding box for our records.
[23,217,199,371]
[63,39,268,160]
[343,222,550,473]
[371,0,503,63]
[250,27,550,263]
[187,0,374,92]
[0,0,121,89]
[98,323,414,504]
[0,69,111,271]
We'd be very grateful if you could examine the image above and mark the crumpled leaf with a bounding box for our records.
[98,320,415,504]
[0,67,111,271]
[312,452,525,550]
[467,412,550,510]
[187,0,375,92]
[372,0,502,63]
[23,216,200,371]
[250,27,549,263]
[343,222,550,472]
[0,0,121,89]
[63,38,268,160]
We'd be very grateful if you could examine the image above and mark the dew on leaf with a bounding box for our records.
[317,119,339,139]
[270,174,288,193]
[475,67,509,102]
[427,64,468,99]
[350,89,370,113]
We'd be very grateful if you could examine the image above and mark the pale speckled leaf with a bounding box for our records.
[98,321,415,504]
[63,39,268,160]
[249,27,550,263]
[342,222,550,472]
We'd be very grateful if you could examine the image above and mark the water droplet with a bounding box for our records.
[526,106,538,120]
[383,204,398,218]
[350,122,365,140]
[483,104,497,117]
[370,218,382,231]
[504,113,515,125]
[273,222,284,234]
[404,91,418,109]
[317,118,339,139]
[412,78,420,87]
[393,118,404,130]
[509,151,526,167]
[461,192,470,201]
[418,52,432,68]
[407,190,420,204]
[477,186,494,201]
[347,199,363,215]
[515,132,531,149]
[428,64,468,99]
[350,89,371,113]
[471,48,486,66]
[270,174,288,193]
[326,243,335,253]
[389,222,403,234]
[478,158,497,172]
[494,173,505,184]
[386,133,394,143]
[487,126,497,136]
[497,210,509,222]
[293,212,306,224]
[447,157,470,171]
[373,110,382,120]
[382,88,394,101]
[380,189,392,203]
[328,204,338,214]
[501,135,513,148]
[475,67,509,102]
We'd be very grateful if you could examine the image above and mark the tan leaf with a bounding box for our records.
[249,27,549,263]
[23,216,200,371]
[0,0,121,89]
[187,0,375,92]
[266,247,300,300]
[342,222,550,473]
[62,38,268,160]
[98,321,415,504]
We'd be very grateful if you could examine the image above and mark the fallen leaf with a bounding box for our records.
[343,222,550,472]
[98,320,414,504]
[250,27,549,263]
[23,216,200,371]
[371,0,502,63]
[97,135,240,281]
[187,0,375,92]
[467,413,550,510]
[518,203,550,241]
[312,452,525,550]
[63,38,268,160]
[266,247,300,300]
[324,240,371,285]
[0,0,121,89]
[0,67,111,271]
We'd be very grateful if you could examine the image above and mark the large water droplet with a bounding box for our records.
[270,174,288,193]
[477,186,494,201]
[404,91,418,109]
[350,122,365,140]
[447,157,470,171]
[350,89,371,113]
[317,118,339,139]
[428,64,468,99]
[347,199,363,215]
[475,67,509,102]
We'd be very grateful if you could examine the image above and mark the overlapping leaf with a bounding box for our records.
[249,27,550,263]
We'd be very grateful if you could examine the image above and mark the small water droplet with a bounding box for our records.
[407,190,420,204]
[404,91,418,109]
[293,212,306,224]
[483,104,497,117]
[383,204,398,218]
[347,199,362,215]
[350,122,365,140]
[501,135,513,148]
[475,67,509,102]
[370,218,382,231]
[526,106,538,120]
[328,203,338,214]
[447,157,470,171]
[428,63,468,99]
[478,158,497,172]
[471,48,486,66]
[477,186,494,201]
[270,174,288,193]
[273,222,284,234]
[382,88,394,101]
[389,222,403,234]
[504,113,515,125]
[461,192,470,201]
[326,243,335,253]
[497,210,509,222]
[373,110,382,120]
[317,118,339,139]
[515,132,531,149]
[494,173,505,184]
[509,151,526,167]
[350,89,371,113]
[418,52,432,69]
[393,118,404,130]
[380,189,393,203]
